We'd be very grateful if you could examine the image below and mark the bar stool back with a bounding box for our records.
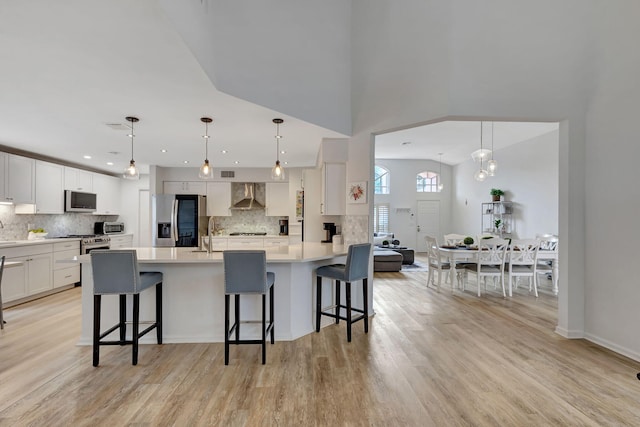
[315,243,372,342]
[223,250,275,365]
[90,250,163,366]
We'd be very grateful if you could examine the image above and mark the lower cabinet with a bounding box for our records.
[110,234,134,249]
[53,241,80,288]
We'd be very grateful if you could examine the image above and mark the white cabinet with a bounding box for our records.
[93,173,121,215]
[227,238,264,249]
[264,237,288,247]
[202,237,228,250]
[206,182,232,216]
[2,154,36,204]
[64,167,93,192]
[52,241,80,288]
[4,244,54,300]
[163,181,207,195]
[16,160,64,214]
[321,163,345,215]
[110,234,134,249]
[0,152,7,201]
[265,182,289,217]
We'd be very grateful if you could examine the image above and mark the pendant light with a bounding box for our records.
[437,153,444,191]
[198,117,214,179]
[487,122,498,176]
[123,116,140,180]
[271,118,286,180]
[474,122,488,182]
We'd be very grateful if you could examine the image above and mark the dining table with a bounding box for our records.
[438,246,558,295]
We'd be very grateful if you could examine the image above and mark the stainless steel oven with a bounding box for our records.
[68,235,111,254]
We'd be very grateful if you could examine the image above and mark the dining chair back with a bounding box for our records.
[507,239,540,297]
[444,234,467,246]
[463,237,509,297]
[536,234,559,294]
[425,236,452,292]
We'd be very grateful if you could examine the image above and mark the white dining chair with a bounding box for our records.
[426,236,452,292]
[536,234,559,294]
[463,237,509,297]
[507,239,540,297]
[443,234,473,283]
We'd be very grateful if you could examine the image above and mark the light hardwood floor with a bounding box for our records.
[1,267,640,426]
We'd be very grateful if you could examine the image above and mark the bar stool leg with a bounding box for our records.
[335,280,341,324]
[261,293,266,365]
[119,294,126,343]
[132,294,140,366]
[224,294,230,365]
[269,285,275,344]
[156,283,163,344]
[346,281,352,342]
[93,295,101,367]
[315,276,322,332]
[363,278,369,334]
[234,295,240,343]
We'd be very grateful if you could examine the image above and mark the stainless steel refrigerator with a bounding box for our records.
[152,194,207,247]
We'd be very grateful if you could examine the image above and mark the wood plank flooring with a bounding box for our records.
[1,266,640,426]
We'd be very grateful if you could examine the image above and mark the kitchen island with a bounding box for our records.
[76,243,355,345]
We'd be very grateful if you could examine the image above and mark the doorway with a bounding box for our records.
[416,200,440,252]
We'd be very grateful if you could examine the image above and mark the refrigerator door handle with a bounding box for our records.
[172,199,179,242]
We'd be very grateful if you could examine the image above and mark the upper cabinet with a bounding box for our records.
[64,167,93,192]
[1,154,36,204]
[163,181,207,195]
[265,182,289,217]
[16,160,64,214]
[321,163,346,215]
[206,182,232,217]
[93,173,121,215]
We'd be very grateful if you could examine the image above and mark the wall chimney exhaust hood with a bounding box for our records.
[231,183,265,210]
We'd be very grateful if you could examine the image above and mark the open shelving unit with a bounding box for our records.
[481,201,513,237]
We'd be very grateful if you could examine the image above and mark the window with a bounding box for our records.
[374,203,390,233]
[374,165,390,194]
[416,171,440,193]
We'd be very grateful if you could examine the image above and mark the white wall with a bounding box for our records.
[119,174,150,245]
[452,130,559,239]
[374,159,452,248]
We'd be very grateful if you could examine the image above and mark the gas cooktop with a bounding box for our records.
[229,232,267,236]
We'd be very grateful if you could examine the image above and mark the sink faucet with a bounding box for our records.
[206,216,215,253]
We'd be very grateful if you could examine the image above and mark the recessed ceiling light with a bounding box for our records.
[280,150,286,154]
[183,160,189,164]
[234,160,240,164]
[284,161,288,165]
[221,150,228,154]
[83,155,92,159]
[161,149,168,153]
[106,162,114,166]
[402,141,412,146]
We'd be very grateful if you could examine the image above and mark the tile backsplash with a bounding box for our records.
[342,215,369,246]
[212,210,284,235]
[0,205,117,240]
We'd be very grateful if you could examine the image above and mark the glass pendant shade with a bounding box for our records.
[124,159,139,180]
[470,148,492,162]
[474,168,488,182]
[271,118,286,181]
[487,159,498,176]
[198,117,214,179]
[123,116,140,180]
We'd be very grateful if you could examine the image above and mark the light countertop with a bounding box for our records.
[75,242,347,264]
[0,237,81,249]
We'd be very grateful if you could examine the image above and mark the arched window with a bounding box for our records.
[416,171,440,192]
[374,165,390,194]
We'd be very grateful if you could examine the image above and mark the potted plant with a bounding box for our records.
[490,188,505,202]
[463,236,474,248]
[494,219,503,233]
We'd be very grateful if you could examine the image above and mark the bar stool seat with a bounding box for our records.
[90,250,163,366]
[315,243,372,342]
[223,250,275,365]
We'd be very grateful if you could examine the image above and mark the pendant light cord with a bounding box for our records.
[491,122,494,160]
[275,121,280,162]
[204,120,209,161]
[130,120,135,162]
[480,121,484,169]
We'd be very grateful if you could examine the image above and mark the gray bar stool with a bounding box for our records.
[315,243,372,342]
[223,250,275,365]
[90,250,163,366]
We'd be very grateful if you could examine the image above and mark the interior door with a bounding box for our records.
[416,200,440,252]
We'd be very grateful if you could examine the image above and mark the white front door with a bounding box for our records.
[416,200,440,252]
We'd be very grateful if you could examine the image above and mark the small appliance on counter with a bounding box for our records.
[279,219,289,236]
[94,221,125,235]
[322,222,337,243]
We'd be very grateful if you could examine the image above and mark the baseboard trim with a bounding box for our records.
[583,333,640,363]
[554,326,584,339]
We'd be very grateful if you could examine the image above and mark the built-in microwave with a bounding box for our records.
[94,221,125,235]
[64,190,97,213]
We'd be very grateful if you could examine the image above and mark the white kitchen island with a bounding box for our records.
[77,243,353,345]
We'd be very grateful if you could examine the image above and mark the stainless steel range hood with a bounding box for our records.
[231,183,265,210]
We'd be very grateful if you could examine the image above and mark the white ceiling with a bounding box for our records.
[0,1,347,175]
[375,121,559,165]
